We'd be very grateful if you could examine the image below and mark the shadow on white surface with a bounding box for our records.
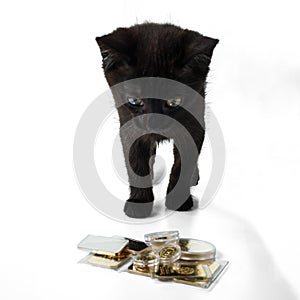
[163,204,298,300]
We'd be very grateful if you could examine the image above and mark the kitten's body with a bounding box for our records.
[96,23,218,218]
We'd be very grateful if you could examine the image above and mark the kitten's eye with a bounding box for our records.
[128,97,144,106]
[166,97,182,107]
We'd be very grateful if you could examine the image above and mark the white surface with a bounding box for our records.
[0,0,300,299]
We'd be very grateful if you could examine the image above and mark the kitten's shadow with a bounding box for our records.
[191,196,199,209]
[150,200,165,218]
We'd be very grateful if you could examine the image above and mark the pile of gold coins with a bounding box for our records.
[78,231,228,289]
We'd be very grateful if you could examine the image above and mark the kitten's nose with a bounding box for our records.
[146,114,160,130]
[145,114,169,132]
[138,99,171,131]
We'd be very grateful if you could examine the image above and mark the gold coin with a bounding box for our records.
[136,254,156,263]
[159,246,178,258]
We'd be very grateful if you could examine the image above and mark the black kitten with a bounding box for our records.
[96,23,218,218]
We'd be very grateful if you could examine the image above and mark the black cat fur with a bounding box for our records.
[96,23,218,218]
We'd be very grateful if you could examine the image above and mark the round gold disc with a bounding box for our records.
[159,246,178,258]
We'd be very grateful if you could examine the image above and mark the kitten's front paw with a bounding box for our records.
[124,199,153,218]
[165,195,194,211]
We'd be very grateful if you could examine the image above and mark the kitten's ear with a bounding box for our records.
[181,32,219,73]
[96,28,134,71]
[195,36,219,60]
[182,34,219,67]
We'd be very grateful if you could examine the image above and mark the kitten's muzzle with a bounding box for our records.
[133,113,171,132]
[145,114,171,132]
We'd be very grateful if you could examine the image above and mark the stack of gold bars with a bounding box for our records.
[78,230,228,289]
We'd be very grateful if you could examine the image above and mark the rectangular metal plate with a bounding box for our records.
[77,235,129,256]
[79,253,132,270]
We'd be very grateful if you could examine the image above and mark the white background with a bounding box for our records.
[0,0,300,299]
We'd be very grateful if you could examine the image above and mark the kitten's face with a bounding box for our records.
[96,23,218,129]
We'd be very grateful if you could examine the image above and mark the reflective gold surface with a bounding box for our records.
[159,246,179,259]
[128,260,222,280]
[83,252,132,269]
